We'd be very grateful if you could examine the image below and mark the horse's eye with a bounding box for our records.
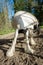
[34,25,37,29]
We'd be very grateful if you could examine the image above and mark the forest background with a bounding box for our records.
[0,0,43,35]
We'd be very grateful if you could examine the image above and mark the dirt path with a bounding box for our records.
[0,30,43,65]
[0,32,14,39]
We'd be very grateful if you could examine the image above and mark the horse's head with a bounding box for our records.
[33,22,40,35]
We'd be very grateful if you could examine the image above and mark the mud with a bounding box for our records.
[0,30,43,65]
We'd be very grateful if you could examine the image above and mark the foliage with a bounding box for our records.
[14,0,43,26]
[0,0,14,35]
[14,0,31,12]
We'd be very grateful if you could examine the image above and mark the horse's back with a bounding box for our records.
[12,11,38,29]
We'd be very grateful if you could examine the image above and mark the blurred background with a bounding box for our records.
[0,0,43,35]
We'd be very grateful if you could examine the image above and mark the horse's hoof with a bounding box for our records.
[31,38,36,45]
[31,42,36,45]
[6,52,14,57]
[6,50,15,57]
[25,48,35,54]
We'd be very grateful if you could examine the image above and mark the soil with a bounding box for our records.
[0,29,43,65]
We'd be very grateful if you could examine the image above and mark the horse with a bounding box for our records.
[6,11,39,57]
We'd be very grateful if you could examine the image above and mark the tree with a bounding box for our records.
[14,0,43,26]
[14,0,31,12]
[0,12,5,30]
[0,0,13,31]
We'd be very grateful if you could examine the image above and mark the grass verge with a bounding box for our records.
[40,26,43,28]
[0,28,15,35]
[0,25,43,35]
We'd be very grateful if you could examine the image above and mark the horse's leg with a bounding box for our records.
[30,29,36,45]
[6,28,19,57]
[25,29,34,53]
[6,29,19,57]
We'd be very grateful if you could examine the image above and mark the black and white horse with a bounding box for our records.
[6,11,39,57]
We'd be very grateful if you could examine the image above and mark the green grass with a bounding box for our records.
[0,28,15,35]
[40,26,43,28]
[0,25,43,35]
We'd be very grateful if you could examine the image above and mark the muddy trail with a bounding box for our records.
[0,30,43,65]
